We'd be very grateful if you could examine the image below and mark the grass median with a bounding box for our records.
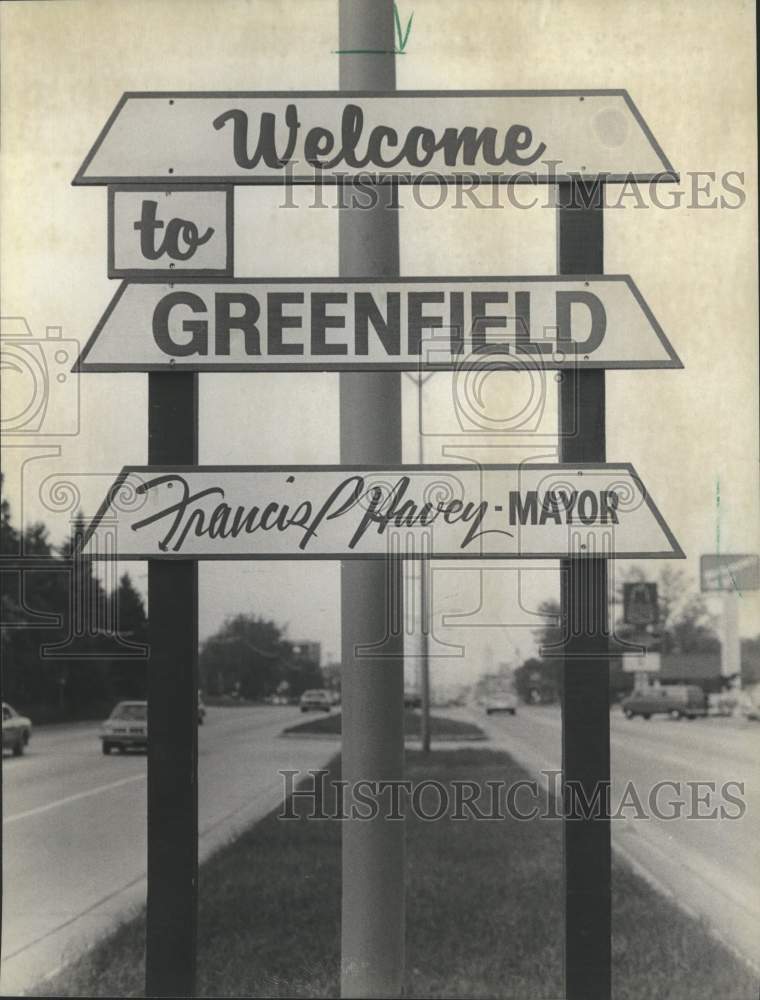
[283,708,486,741]
[34,748,757,999]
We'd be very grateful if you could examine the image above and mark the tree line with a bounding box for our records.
[1,483,149,722]
[1,481,324,720]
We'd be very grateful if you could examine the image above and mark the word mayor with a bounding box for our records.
[152,283,606,361]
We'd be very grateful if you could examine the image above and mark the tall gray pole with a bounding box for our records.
[417,376,431,754]
[338,2,405,997]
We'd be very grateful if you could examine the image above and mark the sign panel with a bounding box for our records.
[81,463,683,560]
[109,186,233,278]
[700,554,760,592]
[622,652,661,673]
[73,91,676,185]
[73,275,681,373]
[623,581,659,625]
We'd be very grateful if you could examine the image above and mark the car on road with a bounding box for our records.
[484,692,518,716]
[299,689,332,713]
[2,702,31,756]
[101,701,148,754]
[621,684,707,721]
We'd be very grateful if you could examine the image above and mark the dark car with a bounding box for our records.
[621,684,707,721]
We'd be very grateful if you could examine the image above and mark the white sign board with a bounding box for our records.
[700,554,760,592]
[81,463,683,560]
[73,276,681,373]
[622,652,661,673]
[73,91,676,185]
[109,186,233,278]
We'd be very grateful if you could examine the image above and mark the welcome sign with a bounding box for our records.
[73,90,676,185]
[82,464,683,560]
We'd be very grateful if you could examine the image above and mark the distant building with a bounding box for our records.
[659,652,723,691]
[292,641,322,667]
[628,645,760,693]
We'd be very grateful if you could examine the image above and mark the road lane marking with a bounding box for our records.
[3,773,146,825]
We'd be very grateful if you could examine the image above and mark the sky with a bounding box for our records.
[1,0,758,688]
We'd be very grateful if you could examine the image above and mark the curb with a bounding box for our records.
[279,730,488,744]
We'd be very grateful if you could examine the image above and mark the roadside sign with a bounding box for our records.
[73,91,676,185]
[109,186,233,278]
[700,554,760,592]
[623,581,659,625]
[73,275,681,373]
[622,652,661,673]
[80,463,683,560]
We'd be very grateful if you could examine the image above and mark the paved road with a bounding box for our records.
[471,705,760,971]
[1,706,335,995]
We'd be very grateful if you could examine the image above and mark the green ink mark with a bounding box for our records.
[394,3,414,53]
[334,4,414,55]
[333,49,407,55]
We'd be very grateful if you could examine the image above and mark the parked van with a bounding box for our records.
[621,685,707,721]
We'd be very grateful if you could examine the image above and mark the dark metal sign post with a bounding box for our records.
[146,372,199,997]
[558,183,610,999]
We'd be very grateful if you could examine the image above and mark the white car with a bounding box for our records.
[484,692,518,716]
[101,700,148,754]
[2,702,32,756]
[299,689,332,713]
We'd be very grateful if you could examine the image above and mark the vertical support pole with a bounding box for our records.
[721,588,741,686]
[419,554,431,754]
[146,372,199,998]
[418,376,431,755]
[338,1,405,996]
[557,183,611,1000]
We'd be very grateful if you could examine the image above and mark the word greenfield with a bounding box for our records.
[78,276,681,372]
[151,285,604,361]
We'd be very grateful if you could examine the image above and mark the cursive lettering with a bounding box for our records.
[212,102,547,172]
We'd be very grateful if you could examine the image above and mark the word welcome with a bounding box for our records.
[212,103,547,171]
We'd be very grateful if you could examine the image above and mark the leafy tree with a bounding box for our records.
[513,656,559,704]
[0,494,144,719]
[200,614,289,700]
[200,613,323,700]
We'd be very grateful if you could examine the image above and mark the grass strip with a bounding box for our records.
[34,748,757,999]
[283,709,486,740]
